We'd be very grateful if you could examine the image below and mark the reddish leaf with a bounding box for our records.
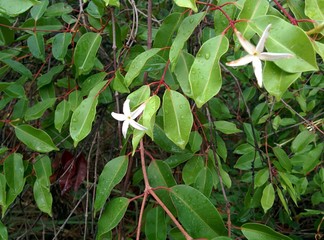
[73,154,87,192]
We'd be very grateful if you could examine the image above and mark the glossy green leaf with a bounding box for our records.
[31,0,49,20]
[74,32,102,75]
[276,187,290,215]
[94,156,128,213]
[189,35,228,108]
[254,168,269,188]
[33,179,52,216]
[80,72,107,96]
[170,185,227,238]
[188,131,202,153]
[0,0,35,16]
[4,153,25,195]
[165,153,194,168]
[37,65,64,89]
[170,12,205,71]
[263,62,301,100]
[27,32,45,61]
[0,17,14,46]
[112,70,129,93]
[70,96,98,147]
[261,183,275,213]
[14,124,58,153]
[97,197,129,238]
[213,121,242,134]
[234,152,262,170]
[103,0,120,7]
[302,143,324,174]
[287,0,313,31]
[237,0,269,39]
[148,160,177,214]
[1,59,32,78]
[219,166,231,188]
[52,32,72,61]
[273,147,292,171]
[250,16,318,72]
[45,2,72,17]
[0,220,8,240]
[145,206,167,240]
[174,51,194,97]
[173,0,198,12]
[68,90,82,111]
[291,130,315,153]
[0,174,6,208]
[241,223,292,240]
[127,85,150,109]
[124,48,160,86]
[194,167,213,197]
[153,124,185,154]
[24,98,56,121]
[34,155,52,187]
[153,13,184,60]
[182,156,204,185]
[305,0,324,21]
[54,100,71,133]
[163,90,193,149]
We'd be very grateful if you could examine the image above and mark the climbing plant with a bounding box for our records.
[0,0,323,239]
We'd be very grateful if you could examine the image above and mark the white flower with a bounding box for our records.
[111,99,147,138]
[226,24,294,88]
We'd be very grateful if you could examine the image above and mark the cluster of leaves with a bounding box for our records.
[0,0,323,239]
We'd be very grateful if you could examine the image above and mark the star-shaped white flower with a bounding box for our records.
[226,24,294,88]
[111,99,147,138]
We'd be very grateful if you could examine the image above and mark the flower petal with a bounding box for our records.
[235,30,256,55]
[259,52,294,61]
[129,119,147,131]
[111,112,127,121]
[256,24,271,53]
[122,120,130,138]
[123,99,131,116]
[226,55,254,67]
[131,102,146,119]
[252,58,263,87]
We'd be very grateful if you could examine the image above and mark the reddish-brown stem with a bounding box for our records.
[272,0,297,25]
[153,60,170,95]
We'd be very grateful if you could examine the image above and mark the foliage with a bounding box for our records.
[0,0,323,239]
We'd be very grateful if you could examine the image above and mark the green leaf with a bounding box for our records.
[273,147,292,171]
[162,90,193,149]
[173,0,198,12]
[0,0,35,16]
[45,2,72,17]
[0,220,8,240]
[0,17,14,46]
[182,156,204,185]
[165,153,194,168]
[52,32,72,61]
[241,223,292,240]
[194,167,213,197]
[94,156,128,213]
[0,174,6,208]
[170,12,205,71]
[124,48,160,86]
[112,70,129,93]
[74,32,102,75]
[250,16,318,72]
[174,51,194,97]
[70,96,98,147]
[103,0,120,7]
[4,153,25,195]
[33,179,52,216]
[31,0,49,20]
[188,131,202,153]
[97,197,129,238]
[14,124,58,153]
[34,155,52,187]
[24,98,56,121]
[37,65,65,89]
[127,85,151,109]
[263,62,300,100]
[153,13,184,60]
[234,152,262,170]
[213,121,242,134]
[68,90,82,111]
[189,35,228,108]
[1,59,32,78]
[170,185,227,238]
[302,143,324,174]
[254,168,269,188]
[145,206,167,240]
[305,0,324,21]
[54,100,71,133]
[261,183,275,213]
[237,0,269,39]
[291,130,316,153]
[27,32,45,61]
[276,187,290,215]
[21,17,63,34]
